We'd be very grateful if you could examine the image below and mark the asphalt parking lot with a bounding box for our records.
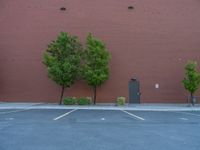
[0,109,200,150]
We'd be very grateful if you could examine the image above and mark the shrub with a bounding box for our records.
[116,97,126,106]
[63,97,77,105]
[77,97,91,105]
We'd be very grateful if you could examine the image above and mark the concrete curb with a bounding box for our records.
[0,103,200,111]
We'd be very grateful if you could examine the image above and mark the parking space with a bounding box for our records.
[178,111,200,117]
[126,110,200,123]
[58,109,143,123]
[0,109,200,150]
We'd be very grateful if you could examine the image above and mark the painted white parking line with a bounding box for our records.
[53,109,77,121]
[101,118,105,121]
[5,118,14,120]
[120,110,145,121]
[178,112,200,117]
[0,108,32,115]
[179,118,188,121]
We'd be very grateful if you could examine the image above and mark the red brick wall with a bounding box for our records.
[0,0,200,103]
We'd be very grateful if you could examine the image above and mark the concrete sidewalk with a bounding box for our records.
[0,102,200,111]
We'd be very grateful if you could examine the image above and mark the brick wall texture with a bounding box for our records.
[0,0,200,103]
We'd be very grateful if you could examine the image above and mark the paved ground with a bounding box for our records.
[0,107,200,150]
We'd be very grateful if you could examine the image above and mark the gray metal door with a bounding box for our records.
[129,79,140,103]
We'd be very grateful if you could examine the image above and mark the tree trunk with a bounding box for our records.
[93,86,97,105]
[59,85,65,105]
[190,92,194,106]
[190,93,194,106]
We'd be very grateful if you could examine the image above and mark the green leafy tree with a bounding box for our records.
[43,32,82,105]
[82,33,111,104]
[182,61,200,105]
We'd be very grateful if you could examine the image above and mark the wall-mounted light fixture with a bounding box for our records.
[155,83,159,89]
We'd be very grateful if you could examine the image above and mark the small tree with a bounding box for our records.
[43,32,82,105]
[82,33,111,104]
[182,61,200,105]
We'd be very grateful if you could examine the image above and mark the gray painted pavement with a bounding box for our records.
[0,109,200,150]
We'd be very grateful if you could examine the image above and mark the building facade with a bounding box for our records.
[1,0,200,103]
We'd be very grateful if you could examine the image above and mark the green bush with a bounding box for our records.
[63,97,77,105]
[77,97,91,105]
[116,97,126,106]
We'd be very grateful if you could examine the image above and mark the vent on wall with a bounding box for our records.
[60,7,66,11]
[128,6,134,10]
